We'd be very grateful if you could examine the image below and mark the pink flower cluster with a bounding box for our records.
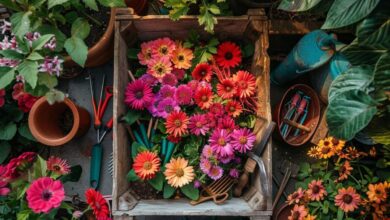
[0,152,37,181]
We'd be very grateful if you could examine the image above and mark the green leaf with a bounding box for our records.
[341,40,386,65]
[0,50,24,60]
[180,183,199,200]
[327,90,378,140]
[16,209,31,220]
[148,172,164,191]
[322,0,381,29]
[208,4,220,14]
[0,141,11,164]
[337,208,344,220]
[83,0,98,10]
[45,89,65,104]
[328,66,374,101]
[122,110,142,125]
[360,19,390,49]
[356,13,389,43]
[163,183,176,198]
[168,4,190,21]
[71,18,91,40]
[32,155,47,179]
[323,200,329,214]
[131,141,145,159]
[127,48,140,60]
[198,6,217,33]
[48,0,69,9]
[0,122,17,140]
[0,68,15,89]
[37,25,67,52]
[374,52,390,92]
[64,37,88,67]
[0,0,22,11]
[127,169,139,182]
[59,165,82,182]
[364,115,390,145]
[18,123,36,141]
[32,34,54,50]
[17,60,39,89]
[10,12,32,37]
[278,0,322,12]
[27,52,44,61]
[97,0,125,7]
[38,74,58,89]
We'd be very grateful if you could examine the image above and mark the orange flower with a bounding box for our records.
[372,202,387,220]
[217,78,236,99]
[367,183,387,204]
[330,137,345,153]
[172,42,193,70]
[341,146,368,160]
[133,151,161,180]
[307,180,327,201]
[287,188,305,205]
[164,157,195,188]
[307,147,319,158]
[304,214,317,220]
[316,137,335,159]
[194,87,213,110]
[165,111,189,137]
[233,70,256,99]
[225,100,243,118]
[369,147,377,157]
[335,187,361,212]
[338,160,353,181]
[288,205,308,220]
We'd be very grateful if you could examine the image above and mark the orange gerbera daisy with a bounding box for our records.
[233,70,256,99]
[164,157,195,188]
[172,42,193,69]
[335,187,361,212]
[307,180,327,201]
[288,205,308,220]
[133,151,161,180]
[338,160,353,181]
[194,87,213,110]
[217,78,236,99]
[192,63,213,82]
[165,111,189,137]
[367,183,387,204]
[287,188,305,205]
[225,100,243,118]
[304,214,317,220]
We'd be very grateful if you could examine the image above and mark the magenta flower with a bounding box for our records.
[139,74,158,86]
[0,19,11,34]
[172,68,185,81]
[202,145,214,158]
[125,79,154,110]
[188,114,209,136]
[4,152,36,180]
[209,103,225,118]
[231,128,256,153]
[208,166,223,180]
[218,154,234,164]
[25,32,41,47]
[44,37,56,51]
[156,97,180,118]
[26,177,65,213]
[162,73,178,86]
[217,116,236,133]
[175,84,193,105]
[39,56,63,76]
[0,181,10,196]
[146,96,160,117]
[234,157,242,164]
[187,80,199,92]
[159,85,176,98]
[0,58,19,67]
[200,157,212,175]
[229,168,240,178]
[193,180,202,189]
[209,129,234,158]
[206,112,218,129]
[0,89,5,108]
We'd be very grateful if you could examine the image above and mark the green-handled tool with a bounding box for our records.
[90,143,103,189]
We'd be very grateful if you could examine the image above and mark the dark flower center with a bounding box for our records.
[312,185,320,194]
[41,190,52,201]
[53,165,61,171]
[342,194,353,204]
[178,55,184,61]
[225,86,232,92]
[176,168,184,177]
[229,106,235,112]
[321,146,331,154]
[161,47,168,55]
[157,67,164,74]
[200,70,207,76]
[196,121,203,128]
[239,81,247,89]
[201,95,208,102]
[174,119,182,127]
[332,138,339,145]
[340,166,346,173]
[135,91,144,99]
[292,211,300,220]
[324,141,330,146]
[165,105,173,113]
[291,192,299,199]
[224,52,233,60]
[375,189,382,195]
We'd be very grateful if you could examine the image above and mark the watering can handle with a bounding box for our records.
[90,143,103,189]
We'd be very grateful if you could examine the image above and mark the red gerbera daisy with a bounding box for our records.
[225,100,242,118]
[165,111,189,137]
[133,151,160,180]
[215,41,242,68]
[217,78,236,99]
[233,70,256,98]
[125,79,154,110]
[192,63,213,82]
[194,87,213,110]
[85,189,110,220]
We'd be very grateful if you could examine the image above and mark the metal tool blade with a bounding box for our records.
[254,121,276,156]
[248,152,269,197]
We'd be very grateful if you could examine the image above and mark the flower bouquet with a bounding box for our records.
[124,32,260,201]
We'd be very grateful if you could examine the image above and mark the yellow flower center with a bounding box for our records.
[175,168,184,177]
[218,138,226,146]
[143,161,152,170]
[174,119,182,127]
[239,136,247,144]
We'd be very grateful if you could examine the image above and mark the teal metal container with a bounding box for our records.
[271,30,337,85]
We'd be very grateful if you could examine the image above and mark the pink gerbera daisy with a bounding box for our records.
[217,115,236,133]
[231,128,256,153]
[335,187,361,213]
[188,114,209,136]
[139,74,158,86]
[26,177,65,213]
[175,84,193,105]
[125,79,154,110]
[159,85,176,98]
[202,145,214,158]
[138,41,154,65]
[208,166,223,180]
[4,152,36,180]
[47,156,71,175]
[156,98,180,118]
[200,158,213,175]
[172,68,185,81]
[162,73,178,86]
[147,58,172,80]
[187,80,199,92]
[152,37,176,59]
[209,129,234,157]
[209,103,225,118]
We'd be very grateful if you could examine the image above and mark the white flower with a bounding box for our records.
[0,19,11,34]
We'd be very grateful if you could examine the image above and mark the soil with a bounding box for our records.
[129,181,164,200]
[60,108,74,135]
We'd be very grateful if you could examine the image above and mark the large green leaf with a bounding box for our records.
[327,90,378,140]
[127,169,139,182]
[0,0,22,11]
[364,115,390,145]
[17,60,39,89]
[18,123,36,141]
[0,68,15,89]
[64,37,88,67]
[322,0,381,29]
[83,0,98,10]
[328,66,374,101]
[341,40,386,65]
[148,172,164,191]
[278,0,322,12]
[360,19,390,49]
[48,0,69,9]
[59,165,82,182]
[0,122,17,140]
[10,12,32,37]
[180,183,199,200]
[31,155,47,179]
[32,34,54,50]
[0,141,11,164]
[71,18,90,40]
[163,183,176,198]
[97,0,125,7]
[374,52,390,92]
[356,13,389,43]
[37,25,67,52]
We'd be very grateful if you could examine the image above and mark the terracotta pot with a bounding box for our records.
[64,8,116,68]
[28,97,90,146]
[273,84,321,147]
[273,204,293,220]
[125,0,148,15]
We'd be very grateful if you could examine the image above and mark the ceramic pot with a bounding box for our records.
[64,8,116,68]
[273,204,293,220]
[125,0,148,15]
[28,97,90,146]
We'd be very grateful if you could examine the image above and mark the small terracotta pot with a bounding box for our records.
[28,97,90,146]
[64,8,116,68]
[273,204,293,220]
[125,0,149,15]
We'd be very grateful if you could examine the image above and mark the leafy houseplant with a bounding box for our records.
[0,0,125,67]
[278,0,390,144]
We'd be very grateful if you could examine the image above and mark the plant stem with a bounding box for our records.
[80,10,103,26]
[348,174,361,188]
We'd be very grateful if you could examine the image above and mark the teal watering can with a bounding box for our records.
[271,30,338,85]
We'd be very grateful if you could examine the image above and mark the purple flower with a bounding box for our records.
[0,19,11,34]
[159,85,176,99]
[229,168,240,178]
[175,84,193,105]
[193,180,202,189]
[156,97,180,118]
[139,74,158,86]
[188,114,209,136]
[231,128,256,153]
[38,56,63,76]
[234,157,242,164]
[162,73,178,86]
[209,129,234,158]
[200,157,212,175]
[147,96,160,117]
[0,58,19,67]
[44,37,56,51]
[208,166,223,180]
[25,32,41,47]
[218,154,233,164]
[0,36,18,50]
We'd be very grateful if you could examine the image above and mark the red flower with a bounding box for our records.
[194,87,213,110]
[217,78,236,99]
[165,111,189,137]
[233,70,256,98]
[4,152,37,180]
[192,63,212,82]
[85,189,110,220]
[12,83,25,100]
[215,42,242,68]
[0,89,5,108]
[225,100,243,118]
[18,93,38,112]
[133,151,161,180]
[167,134,181,143]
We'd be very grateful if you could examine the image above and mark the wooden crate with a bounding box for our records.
[113,8,272,220]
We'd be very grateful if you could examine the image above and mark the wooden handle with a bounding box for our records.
[283,119,311,132]
[234,159,257,197]
[190,195,213,206]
